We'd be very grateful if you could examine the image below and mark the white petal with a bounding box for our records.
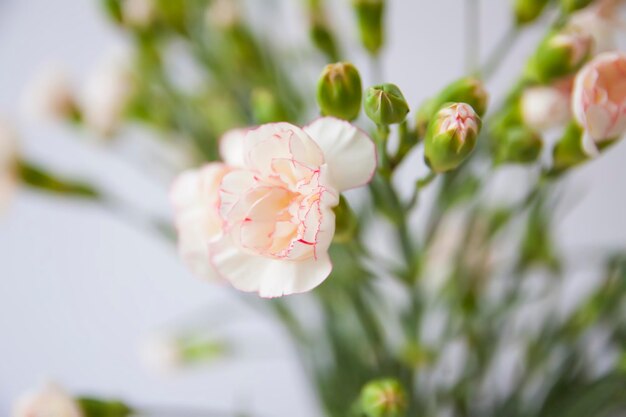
[244,122,324,174]
[219,128,248,167]
[304,117,377,191]
[209,236,333,298]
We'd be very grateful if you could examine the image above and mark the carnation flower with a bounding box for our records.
[171,118,376,297]
[12,383,82,417]
[572,52,626,145]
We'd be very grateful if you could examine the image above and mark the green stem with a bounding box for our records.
[479,26,520,80]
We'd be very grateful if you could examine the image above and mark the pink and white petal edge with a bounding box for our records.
[303,117,377,192]
[209,237,333,298]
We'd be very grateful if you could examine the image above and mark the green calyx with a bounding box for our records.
[493,125,544,164]
[359,378,407,417]
[317,62,363,121]
[514,0,550,25]
[532,29,591,82]
[364,83,410,125]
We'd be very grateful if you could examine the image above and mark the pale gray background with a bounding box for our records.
[1,1,625,416]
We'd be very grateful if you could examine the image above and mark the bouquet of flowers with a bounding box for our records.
[5,0,626,416]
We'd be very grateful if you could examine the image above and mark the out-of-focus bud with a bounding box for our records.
[561,0,594,12]
[139,333,227,375]
[533,28,592,82]
[359,378,407,417]
[307,0,340,62]
[81,50,135,137]
[520,81,572,131]
[121,0,156,29]
[333,196,358,243]
[552,121,590,171]
[352,0,385,55]
[364,83,409,125]
[424,103,481,172]
[493,126,544,164]
[205,0,240,30]
[317,62,363,121]
[77,398,132,417]
[572,52,626,146]
[569,0,624,54]
[251,88,287,124]
[416,77,488,135]
[514,0,550,25]
[0,118,18,213]
[12,382,82,417]
[21,66,79,123]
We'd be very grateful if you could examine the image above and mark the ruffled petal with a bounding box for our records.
[244,122,324,174]
[303,117,377,191]
[209,236,333,298]
[219,128,248,167]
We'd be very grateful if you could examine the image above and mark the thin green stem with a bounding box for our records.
[464,0,481,73]
[406,171,438,211]
[479,26,520,80]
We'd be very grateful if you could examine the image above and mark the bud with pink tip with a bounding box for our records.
[424,103,481,173]
[521,79,573,131]
[572,52,626,146]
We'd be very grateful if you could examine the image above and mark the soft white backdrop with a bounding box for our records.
[1,1,625,416]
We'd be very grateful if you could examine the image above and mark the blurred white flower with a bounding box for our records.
[139,334,184,374]
[171,118,376,297]
[81,51,134,137]
[572,52,626,145]
[569,0,625,54]
[121,0,156,28]
[0,119,18,213]
[170,162,231,281]
[20,65,76,122]
[12,382,82,417]
[521,79,572,131]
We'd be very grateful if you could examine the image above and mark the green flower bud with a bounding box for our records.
[360,378,407,417]
[514,0,550,25]
[561,0,594,13]
[333,196,358,242]
[251,88,287,124]
[493,125,543,164]
[552,121,590,172]
[416,77,488,135]
[352,0,385,55]
[317,62,363,121]
[533,28,592,82]
[364,83,410,125]
[424,103,481,173]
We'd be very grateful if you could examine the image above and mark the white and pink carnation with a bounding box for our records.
[572,52,626,145]
[171,117,376,297]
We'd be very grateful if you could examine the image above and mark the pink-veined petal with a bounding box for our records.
[244,122,324,174]
[209,236,333,298]
[303,117,376,191]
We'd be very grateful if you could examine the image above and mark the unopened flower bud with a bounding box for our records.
[359,378,407,417]
[493,126,543,164]
[416,77,488,135]
[317,62,363,121]
[352,0,385,55]
[77,398,133,417]
[364,83,409,125]
[561,0,594,12]
[424,103,481,172]
[121,0,156,29]
[514,0,550,25]
[520,82,571,131]
[308,5,340,62]
[251,88,286,124]
[533,28,592,81]
[21,66,79,123]
[552,121,590,171]
[572,52,626,145]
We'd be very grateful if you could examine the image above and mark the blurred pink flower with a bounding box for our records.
[572,52,626,144]
[171,117,376,297]
[12,383,81,417]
